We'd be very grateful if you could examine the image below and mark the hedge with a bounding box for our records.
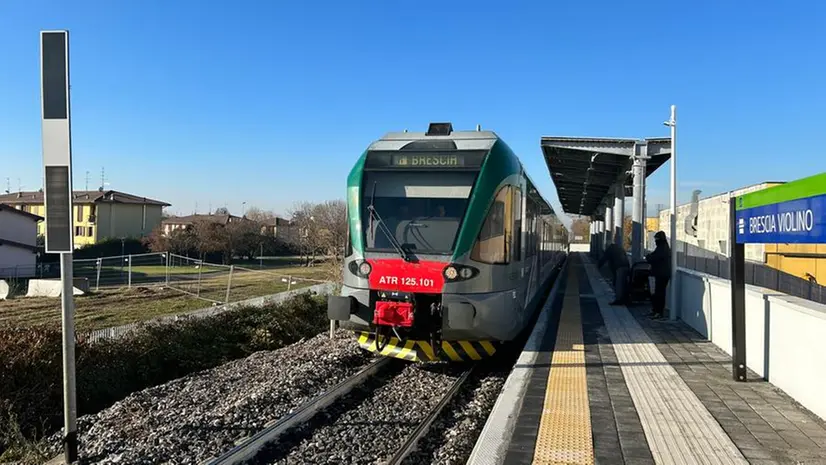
[0,293,328,460]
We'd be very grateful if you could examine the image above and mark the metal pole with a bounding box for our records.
[668,105,678,321]
[259,243,263,269]
[729,197,747,381]
[225,265,234,304]
[197,258,203,297]
[95,257,101,291]
[165,252,170,285]
[127,254,132,288]
[59,252,78,463]
[329,320,336,339]
[287,275,292,291]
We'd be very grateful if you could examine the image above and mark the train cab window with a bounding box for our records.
[471,186,513,264]
[345,206,353,258]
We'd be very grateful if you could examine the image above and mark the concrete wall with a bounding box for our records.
[674,267,826,422]
[0,246,37,277]
[658,182,781,263]
[0,209,39,277]
[569,243,590,253]
[0,209,38,245]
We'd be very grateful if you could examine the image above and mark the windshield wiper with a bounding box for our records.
[367,205,411,262]
[367,181,411,262]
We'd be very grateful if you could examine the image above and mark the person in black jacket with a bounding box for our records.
[645,231,672,319]
[597,242,630,305]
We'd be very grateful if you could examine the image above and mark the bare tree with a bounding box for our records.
[193,220,230,263]
[227,218,264,260]
[312,200,347,258]
[244,206,277,224]
[288,202,322,266]
[311,200,348,282]
[570,216,590,243]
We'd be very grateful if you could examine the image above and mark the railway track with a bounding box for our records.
[203,357,474,465]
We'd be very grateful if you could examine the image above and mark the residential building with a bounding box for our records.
[261,217,296,240]
[0,190,170,247]
[0,204,42,278]
[161,213,245,235]
[657,181,826,283]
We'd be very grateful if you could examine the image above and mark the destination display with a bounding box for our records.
[365,150,486,170]
[735,173,826,244]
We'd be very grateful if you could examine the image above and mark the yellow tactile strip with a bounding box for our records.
[533,271,595,465]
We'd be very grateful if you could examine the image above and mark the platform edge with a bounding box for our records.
[466,260,568,465]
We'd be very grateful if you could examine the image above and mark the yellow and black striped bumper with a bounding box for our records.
[355,331,497,362]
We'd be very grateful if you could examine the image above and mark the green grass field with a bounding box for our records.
[0,265,333,331]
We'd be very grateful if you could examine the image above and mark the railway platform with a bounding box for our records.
[469,253,826,465]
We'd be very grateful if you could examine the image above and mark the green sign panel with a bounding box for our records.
[735,172,826,244]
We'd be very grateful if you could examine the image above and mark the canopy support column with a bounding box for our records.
[614,186,625,247]
[605,202,614,249]
[631,145,648,262]
[589,221,596,257]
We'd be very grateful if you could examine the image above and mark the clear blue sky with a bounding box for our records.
[1,1,823,224]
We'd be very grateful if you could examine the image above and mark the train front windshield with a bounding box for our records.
[362,171,477,254]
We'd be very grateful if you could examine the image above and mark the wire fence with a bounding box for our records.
[657,240,826,305]
[83,281,337,344]
[1,252,330,306]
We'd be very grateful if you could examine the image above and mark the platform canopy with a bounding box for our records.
[541,137,671,219]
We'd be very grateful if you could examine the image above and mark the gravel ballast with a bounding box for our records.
[44,331,374,464]
[257,363,466,465]
[402,369,508,465]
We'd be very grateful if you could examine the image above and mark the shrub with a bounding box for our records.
[72,238,149,259]
[0,293,328,457]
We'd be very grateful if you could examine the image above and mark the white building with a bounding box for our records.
[658,182,783,262]
[0,203,43,278]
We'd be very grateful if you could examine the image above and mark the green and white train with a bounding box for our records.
[327,123,568,362]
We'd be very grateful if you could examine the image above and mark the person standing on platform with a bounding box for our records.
[645,231,672,319]
[597,242,630,305]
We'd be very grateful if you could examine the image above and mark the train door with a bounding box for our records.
[510,185,528,311]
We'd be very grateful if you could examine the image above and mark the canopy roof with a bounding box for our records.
[541,137,671,219]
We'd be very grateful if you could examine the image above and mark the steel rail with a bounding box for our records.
[202,357,393,465]
[385,367,474,465]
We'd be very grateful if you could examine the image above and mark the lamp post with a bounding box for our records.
[663,105,678,321]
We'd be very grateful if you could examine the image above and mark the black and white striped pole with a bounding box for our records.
[40,30,78,463]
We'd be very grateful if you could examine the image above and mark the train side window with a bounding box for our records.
[512,188,522,262]
[471,186,511,264]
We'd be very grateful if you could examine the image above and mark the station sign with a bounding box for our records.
[735,173,826,244]
[41,30,74,253]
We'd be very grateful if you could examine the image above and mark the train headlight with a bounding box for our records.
[348,260,372,278]
[444,266,458,280]
[443,264,478,282]
[358,261,372,276]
